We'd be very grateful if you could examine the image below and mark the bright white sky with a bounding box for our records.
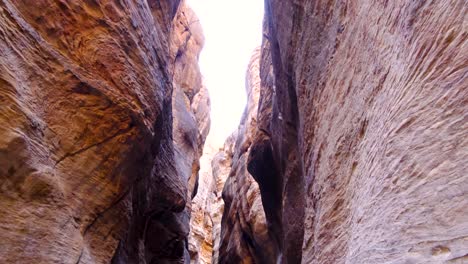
[187,0,264,148]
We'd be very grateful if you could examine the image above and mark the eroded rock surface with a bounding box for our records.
[209,134,236,264]
[220,0,468,263]
[188,134,236,264]
[0,1,208,263]
[215,49,278,264]
[188,143,216,264]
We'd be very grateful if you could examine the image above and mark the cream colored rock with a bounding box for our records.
[188,133,238,264]
[216,48,279,264]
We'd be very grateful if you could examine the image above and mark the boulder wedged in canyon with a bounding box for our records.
[220,0,468,263]
[0,0,208,263]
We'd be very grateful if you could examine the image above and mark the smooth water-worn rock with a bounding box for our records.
[0,1,208,263]
[220,0,468,263]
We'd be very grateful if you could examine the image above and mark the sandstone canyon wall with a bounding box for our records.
[188,143,216,264]
[0,1,209,263]
[216,49,278,264]
[188,49,270,264]
[1,0,467,263]
[188,133,237,264]
[220,0,468,263]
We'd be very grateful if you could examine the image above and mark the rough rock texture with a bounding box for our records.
[221,0,468,263]
[0,1,208,263]
[187,50,263,264]
[188,143,216,264]
[209,134,237,264]
[188,132,238,264]
[216,49,278,264]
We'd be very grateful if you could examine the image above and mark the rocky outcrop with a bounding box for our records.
[188,143,216,264]
[221,0,468,263]
[216,49,278,264]
[209,134,236,264]
[0,1,208,263]
[188,134,236,264]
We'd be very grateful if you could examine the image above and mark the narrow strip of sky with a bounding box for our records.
[187,0,264,148]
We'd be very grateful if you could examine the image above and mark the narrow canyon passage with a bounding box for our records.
[185,1,265,263]
[0,0,467,264]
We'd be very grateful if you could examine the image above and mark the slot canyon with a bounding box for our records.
[0,0,467,264]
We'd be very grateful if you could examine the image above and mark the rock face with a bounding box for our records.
[187,50,262,264]
[188,134,236,264]
[209,134,237,264]
[0,1,208,263]
[220,0,468,263]
[188,143,216,264]
[216,49,278,264]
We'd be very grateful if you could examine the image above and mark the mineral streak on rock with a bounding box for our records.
[0,0,209,263]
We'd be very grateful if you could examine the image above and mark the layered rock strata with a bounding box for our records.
[0,1,208,263]
[220,0,468,263]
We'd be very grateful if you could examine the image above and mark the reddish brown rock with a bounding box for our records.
[0,1,208,263]
[220,0,468,263]
[216,48,278,264]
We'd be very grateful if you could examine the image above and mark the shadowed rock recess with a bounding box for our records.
[0,0,467,264]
